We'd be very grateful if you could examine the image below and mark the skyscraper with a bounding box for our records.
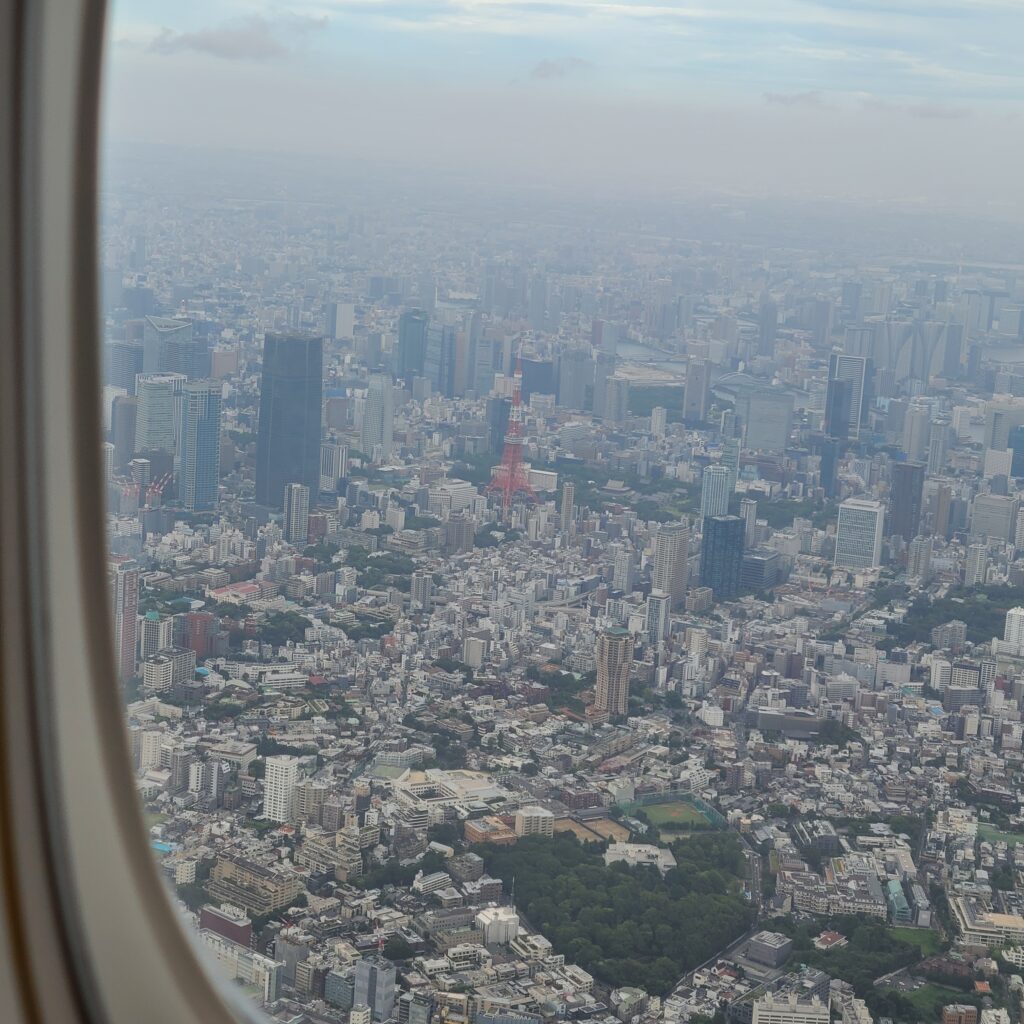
[649,405,668,437]
[556,347,592,411]
[134,372,186,455]
[740,498,758,548]
[410,572,433,611]
[354,956,397,1024]
[701,464,732,519]
[361,373,394,462]
[140,610,173,659]
[651,523,689,609]
[396,310,429,385]
[179,381,222,512]
[928,418,951,475]
[700,515,744,600]
[888,461,924,541]
[902,402,931,462]
[907,535,932,583]
[758,296,778,357]
[320,442,348,494]
[594,628,634,719]
[646,590,671,646]
[264,755,299,824]
[824,352,868,440]
[834,498,885,569]
[283,483,311,546]
[109,394,137,472]
[683,357,710,424]
[108,557,139,682]
[965,543,989,586]
[142,315,197,375]
[424,321,456,397]
[722,437,740,488]
[823,377,852,439]
[255,334,322,508]
[560,481,575,536]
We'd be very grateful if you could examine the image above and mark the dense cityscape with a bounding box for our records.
[100,150,1024,1024]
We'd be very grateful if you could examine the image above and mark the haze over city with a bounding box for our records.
[105,1,1024,211]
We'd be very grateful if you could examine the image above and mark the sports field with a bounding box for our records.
[977,824,1024,846]
[629,799,716,828]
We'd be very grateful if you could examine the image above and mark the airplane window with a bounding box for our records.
[96,1,1024,1023]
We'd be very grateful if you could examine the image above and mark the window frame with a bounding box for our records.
[0,3,264,1022]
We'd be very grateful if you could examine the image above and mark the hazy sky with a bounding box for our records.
[104,1,1024,210]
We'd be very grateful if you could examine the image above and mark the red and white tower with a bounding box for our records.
[486,352,537,514]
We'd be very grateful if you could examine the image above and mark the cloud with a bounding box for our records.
[530,57,593,80]
[763,90,823,106]
[149,14,327,61]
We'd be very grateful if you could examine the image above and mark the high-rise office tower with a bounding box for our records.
[722,437,740,488]
[834,498,885,569]
[902,402,931,462]
[646,590,671,646]
[758,296,778,357]
[255,334,322,508]
[134,372,186,455]
[354,956,397,1024]
[841,281,863,321]
[283,483,311,546]
[361,373,394,462]
[396,310,429,385]
[324,300,355,341]
[700,515,744,600]
[106,339,143,394]
[320,442,348,494]
[604,376,630,424]
[109,394,137,472]
[556,347,592,411]
[424,321,456,398]
[931,482,952,540]
[824,352,868,440]
[651,523,689,609]
[591,350,615,417]
[102,442,114,481]
[970,493,1017,541]
[560,481,575,535]
[809,297,834,347]
[1011,424,1024,478]
[907,535,932,583]
[683,357,710,424]
[823,377,852,440]
[700,464,732,519]
[108,557,139,682]
[965,543,989,587]
[264,755,299,824]
[740,498,758,548]
[594,628,634,719]
[142,316,199,375]
[888,461,924,541]
[928,417,951,475]
[179,381,222,512]
[650,406,667,437]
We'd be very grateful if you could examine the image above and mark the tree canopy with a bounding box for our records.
[480,833,753,996]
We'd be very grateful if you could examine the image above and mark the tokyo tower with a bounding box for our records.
[486,352,537,513]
